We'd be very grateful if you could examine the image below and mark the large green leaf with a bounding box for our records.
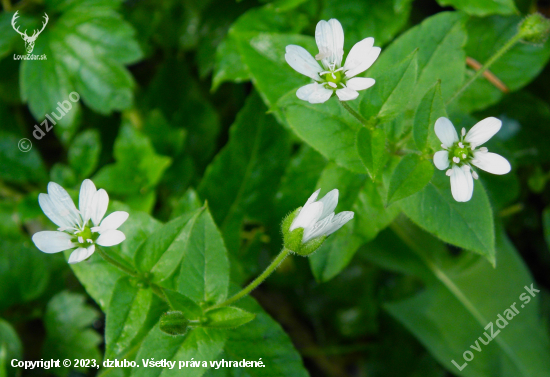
[399,171,495,264]
[370,218,550,377]
[176,208,230,306]
[68,129,101,179]
[105,277,166,360]
[0,131,47,184]
[198,92,290,256]
[374,11,467,105]
[278,93,365,173]
[386,154,434,205]
[20,2,142,141]
[413,81,447,152]
[357,127,388,180]
[457,15,550,113]
[309,164,399,281]
[321,0,412,48]
[42,291,102,376]
[436,0,517,16]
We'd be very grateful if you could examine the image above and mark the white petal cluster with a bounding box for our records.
[285,19,380,103]
[290,189,354,243]
[433,117,511,202]
[32,179,128,264]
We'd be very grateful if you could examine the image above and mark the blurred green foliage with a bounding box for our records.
[1,0,550,376]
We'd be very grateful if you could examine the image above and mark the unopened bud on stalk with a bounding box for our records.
[159,311,190,336]
[519,13,550,44]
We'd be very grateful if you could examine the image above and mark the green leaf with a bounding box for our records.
[177,208,230,305]
[278,93,366,173]
[207,293,309,377]
[357,127,388,179]
[399,171,495,264]
[0,240,50,311]
[414,81,447,152]
[359,50,418,123]
[134,208,204,280]
[43,291,102,376]
[387,154,434,204]
[212,4,309,94]
[93,122,171,211]
[105,277,165,359]
[309,164,399,281]
[163,289,203,320]
[322,0,412,48]
[457,15,550,113]
[198,92,290,255]
[375,11,467,105]
[0,131,47,184]
[203,307,256,329]
[68,129,101,179]
[436,0,517,16]
[20,3,142,142]
[50,163,77,188]
[133,327,226,377]
[379,218,550,377]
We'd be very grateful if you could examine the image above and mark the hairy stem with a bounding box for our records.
[447,33,522,105]
[209,248,292,309]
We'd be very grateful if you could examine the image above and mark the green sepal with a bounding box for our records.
[282,208,302,251]
[159,311,190,336]
[202,307,256,329]
[295,235,326,257]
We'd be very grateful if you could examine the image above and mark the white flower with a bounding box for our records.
[32,179,129,264]
[285,19,381,104]
[433,117,511,202]
[290,189,354,243]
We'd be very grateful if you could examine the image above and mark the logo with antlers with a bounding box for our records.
[11,11,49,54]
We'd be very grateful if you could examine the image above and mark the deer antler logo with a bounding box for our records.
[11,11,49,54]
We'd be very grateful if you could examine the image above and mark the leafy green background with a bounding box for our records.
[2,0,550,376]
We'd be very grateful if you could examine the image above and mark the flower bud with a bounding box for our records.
[159,311,190,336]
[519,13,550,44]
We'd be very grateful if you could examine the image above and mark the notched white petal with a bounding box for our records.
[297,83,322,101]
[335,87,359,101]
[325,211,354,236]
[290,202,323,231]
[315,19,344,67]
[91,189,109,226]
[434,117,459,148]
[38,193,71,228]
[68,245,95,264]
[345,46,381,78]
[346,77,375,91]
[318,189,339,220]
[79,179,97,224]
[32,231,74,253]
[47,182,81,227]
[465,117,501,146]
[433,150,450,170]
[98,211,129,232]
[285,45,323,81]
[450,165,473,202]
[96,229,126,247]
[307,86,333,103]
[471,152,511,175]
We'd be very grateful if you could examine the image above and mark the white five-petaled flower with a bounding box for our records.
[285,18,381,104]
[32,179,129,264]
[433,117,511,202]
[290,189,354,243]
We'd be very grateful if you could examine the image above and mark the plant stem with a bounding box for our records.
[339,101,374,130]
[209,248,292,309]
[447,32,522,105]
[95,247,139,278]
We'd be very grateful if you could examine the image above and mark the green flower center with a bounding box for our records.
[74,226,96,246]
[323,70,343,84]
[449,142,473,163]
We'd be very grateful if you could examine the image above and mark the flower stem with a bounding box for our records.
[209,248,292,309]
[447,32,522,105]
[339,101,374,130]
[95,246,139,278]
